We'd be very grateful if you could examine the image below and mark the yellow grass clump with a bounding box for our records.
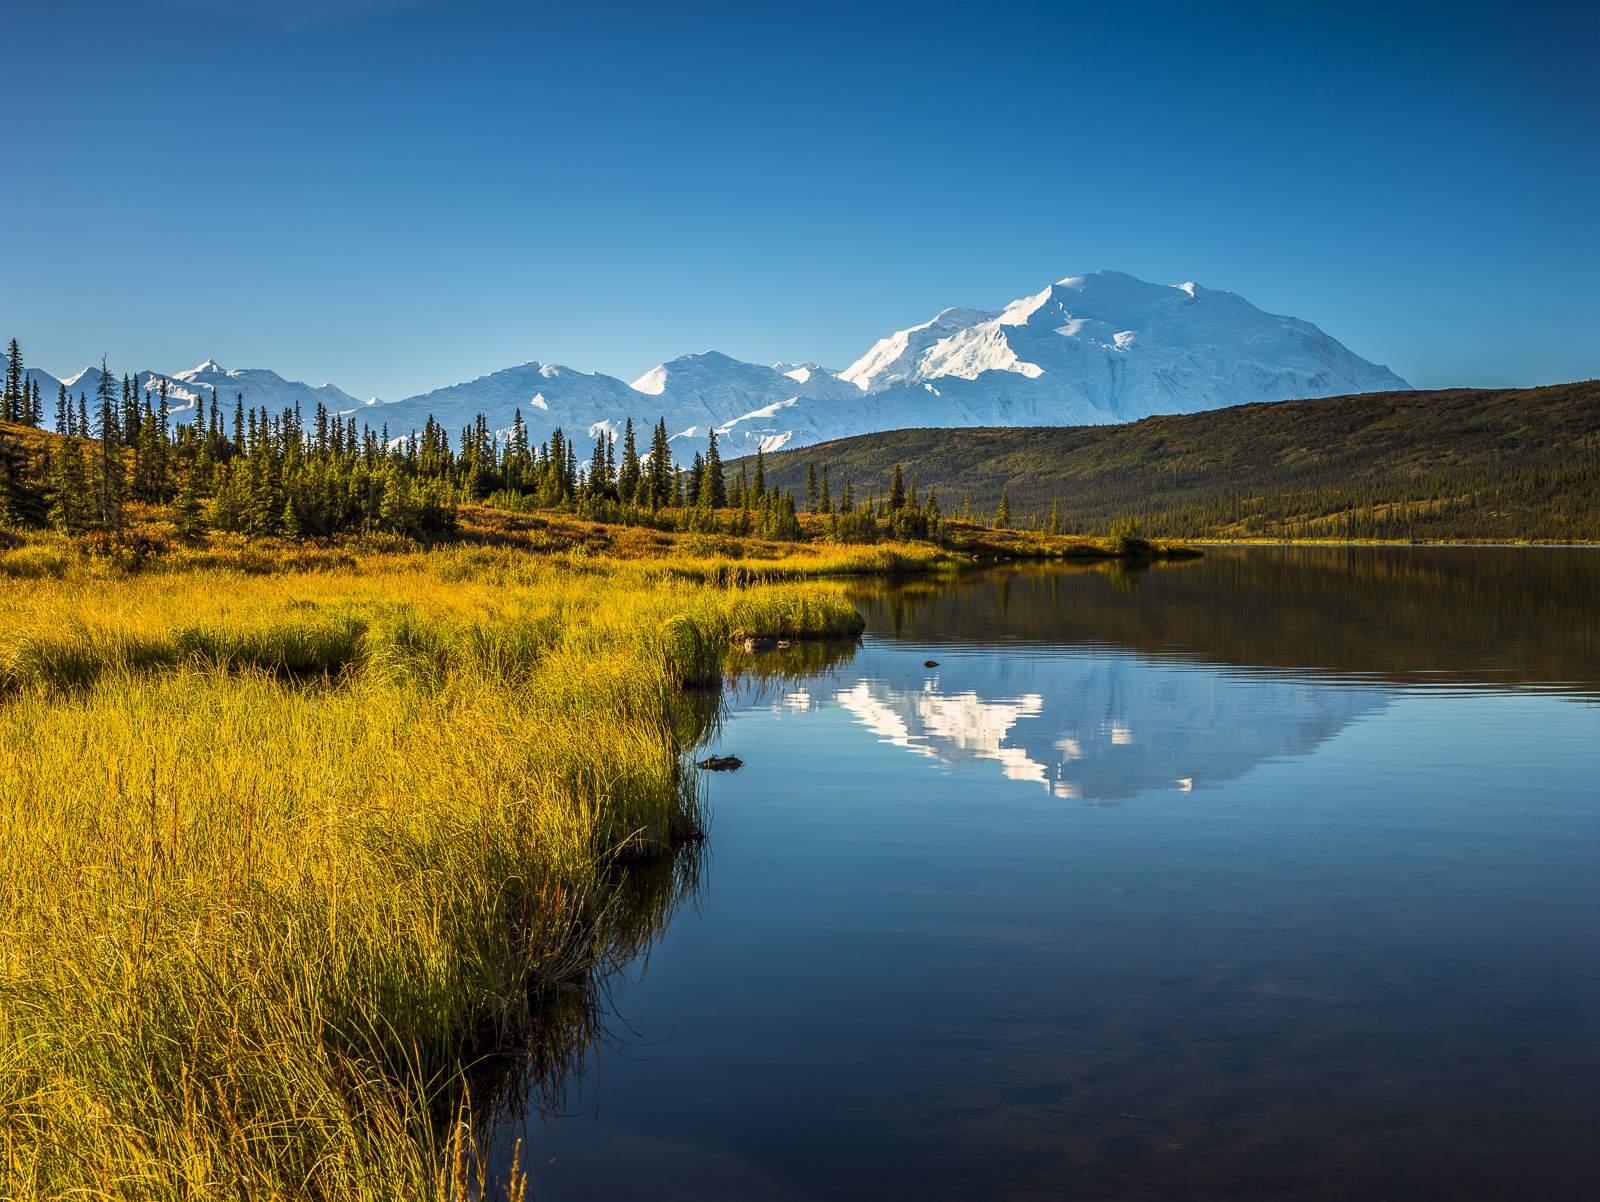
[0,543,863,1199]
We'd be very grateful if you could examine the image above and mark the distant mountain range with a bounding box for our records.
[24,360,372,426]
[28,270,1408,454]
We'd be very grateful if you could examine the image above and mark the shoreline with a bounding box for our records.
[1189,538,1600,548]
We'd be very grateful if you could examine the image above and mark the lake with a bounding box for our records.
[494,547,1598,1201]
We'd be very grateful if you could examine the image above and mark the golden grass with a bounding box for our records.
[0,543,862,1199]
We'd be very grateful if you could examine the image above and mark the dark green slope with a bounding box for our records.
[730,382,1600,541]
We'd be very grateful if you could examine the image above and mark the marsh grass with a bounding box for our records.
[0,545,861,1199]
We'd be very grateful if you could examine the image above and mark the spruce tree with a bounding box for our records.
[379,465,412,532]
[647,419,672,507]
[246,433,282,536]
[805,463,818,511]
[1050,499,1061,535]
[705,428,726,508]
[548,428,566,492]
[55,384,67,435]
[889,464,905,511]
[136,409,167,503]
[94,358,125,531]
[77,394,88,440]
[819,463,832,514]
[2,339,21,424]
[508,409,528,482]
[735,478,752,535]
[752,447,766,499]
[172,462,206,537]
[48,437,92,536]
[0,425,27,526]
[995,486,1011,529]
[121,374,137,445]
[687,451,704,506]
[618,418,641,499]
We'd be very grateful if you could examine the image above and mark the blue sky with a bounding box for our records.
[1,0,1595,401]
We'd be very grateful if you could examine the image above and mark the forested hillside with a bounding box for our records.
[733,383,1600,541]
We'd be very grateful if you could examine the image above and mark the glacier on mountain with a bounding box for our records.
[30,271,1408,458]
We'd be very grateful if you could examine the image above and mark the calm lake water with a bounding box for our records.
[498,547,1598,1201]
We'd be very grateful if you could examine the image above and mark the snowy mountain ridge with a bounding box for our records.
[25,361,370,425]
[29,271,1408,456]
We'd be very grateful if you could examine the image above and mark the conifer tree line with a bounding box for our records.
[0,341,851,543]
[0,338,1053,546]
[2,338,1094,545]
[2,339,46,427]
[783,458,950,543]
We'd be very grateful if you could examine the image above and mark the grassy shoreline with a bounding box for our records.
[0,510,1193,1199]
[0,543,866,1199]
[1190,537,1600,547]
[0,503,1200,582]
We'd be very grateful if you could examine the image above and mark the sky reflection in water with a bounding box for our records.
[503,548,1598,1202]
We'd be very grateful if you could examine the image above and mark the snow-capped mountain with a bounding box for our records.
[838,271,1407,420]
[367,352,870,456]
[25,361,370,424]
[170,360,369,416]
[362,361,642,444]
[369,270,1407,456]
[631,351,865,412]
[24,272,1408,457]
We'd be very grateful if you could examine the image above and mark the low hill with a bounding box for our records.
[730,382,1600,542]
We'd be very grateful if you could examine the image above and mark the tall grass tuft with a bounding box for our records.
[0,549,861,1199]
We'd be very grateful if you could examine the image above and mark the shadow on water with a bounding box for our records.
[457,841,708,1184]
[846,545,1600,696]
[462,640,864,1182]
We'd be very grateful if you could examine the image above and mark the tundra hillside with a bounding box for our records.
[737,382,1600,543]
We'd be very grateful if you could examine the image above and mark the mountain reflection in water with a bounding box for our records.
[498,547,1599,1202]
[829,665,1391,801]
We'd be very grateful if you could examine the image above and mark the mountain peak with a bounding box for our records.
[838,269,1408,412]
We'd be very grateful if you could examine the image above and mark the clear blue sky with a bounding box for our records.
[2,0,1595,401]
